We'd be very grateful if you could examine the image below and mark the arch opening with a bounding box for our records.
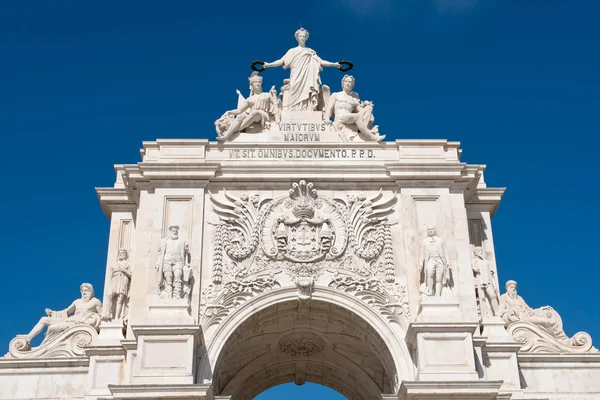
[211,299,401,400]
[255,382,347,399]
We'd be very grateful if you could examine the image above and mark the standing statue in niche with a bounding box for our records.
[19,283,102,346]
[262,28,340,111]
[215,72,281,141]
[472,246,499,316]
[499,280,569,342]
[325,75,385,142]
[419,226,452,297]
[156,225,192,300]
[104,248,131,321]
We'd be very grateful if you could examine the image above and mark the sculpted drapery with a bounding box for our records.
[281,46,323,110]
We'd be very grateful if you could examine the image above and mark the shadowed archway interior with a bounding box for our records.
[213,300,397,400]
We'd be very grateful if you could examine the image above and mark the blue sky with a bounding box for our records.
[0,1,598,398]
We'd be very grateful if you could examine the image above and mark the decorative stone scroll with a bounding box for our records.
[201,181,408,328]
[5,283,102,359]
[500,280,597,353]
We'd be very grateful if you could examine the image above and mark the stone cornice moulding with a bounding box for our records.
[0,357,90,371]
[108,383,212,400]
[83,344,126,357]
[214,163,393,182]
[517,353,600,368]
[96,187,138,218]
[398,381,504,400]
[466,188,506,217]
[130,324,203,343]
[405,322,480,348]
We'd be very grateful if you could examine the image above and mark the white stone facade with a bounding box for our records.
[2,30,599,400]
[1,137,598,400]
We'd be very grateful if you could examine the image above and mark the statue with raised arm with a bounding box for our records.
[104,248,132,321]
[419,226,452,297]
[19,283,102,346]
[263,28,340,111]
[325,75,385,142]
[215,72,280,142]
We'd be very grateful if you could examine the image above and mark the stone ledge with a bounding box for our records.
[108,384,211,399]
[0,356,89,370]
[517,352,600,367]
[130,324,202,340]
[399,381,504,400]
[405,322,479,348]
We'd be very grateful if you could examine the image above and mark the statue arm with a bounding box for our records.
[264,59,284,68]
[121,266,132,278]
[441,239,451,268]
[65,302,77,316]
[320,59,340,68]
[228,101,251,116]
[324,94,336,120]
[418,244,425,271]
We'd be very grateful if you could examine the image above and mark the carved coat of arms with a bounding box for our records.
[201,180,409,328]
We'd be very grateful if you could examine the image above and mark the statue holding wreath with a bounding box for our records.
[259,28,351,112]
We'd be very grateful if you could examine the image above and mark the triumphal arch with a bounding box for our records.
[2,29,599,400]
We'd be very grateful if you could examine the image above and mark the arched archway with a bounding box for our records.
[255,382,347,399]
[200,288,414,399]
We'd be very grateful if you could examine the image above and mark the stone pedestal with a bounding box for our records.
[417,296,461,322]
[130,325,202,385]
[407,322,480,381]
[84,345,126,400]
[481,317,522,390]
[148,298,194,324]
[481,317,512,342]
[93,319,126,346]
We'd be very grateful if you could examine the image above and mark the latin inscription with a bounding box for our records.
[228,149,375,159]
[283,133,321,142]
[278,123,327,132]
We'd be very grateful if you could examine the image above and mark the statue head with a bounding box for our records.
[80,283,95,300]
[248,71,263,95]
[426,226,437,237]
[294,28,309,46]
[505,280,517,296]
[168,225,180,239]
[117,248,129,261]
[473,246,484,259]
[341,75,355,91]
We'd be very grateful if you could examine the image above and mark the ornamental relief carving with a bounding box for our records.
[200,181,408,329]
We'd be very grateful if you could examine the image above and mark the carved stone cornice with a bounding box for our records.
[466,187,506,217]
[399,381,504,400]
[108,383,212,400]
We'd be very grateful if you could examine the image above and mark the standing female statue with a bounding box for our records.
[263,28,340,111]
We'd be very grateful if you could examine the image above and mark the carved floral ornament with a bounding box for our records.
[278,333,326,357]
[200,181,409,329]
